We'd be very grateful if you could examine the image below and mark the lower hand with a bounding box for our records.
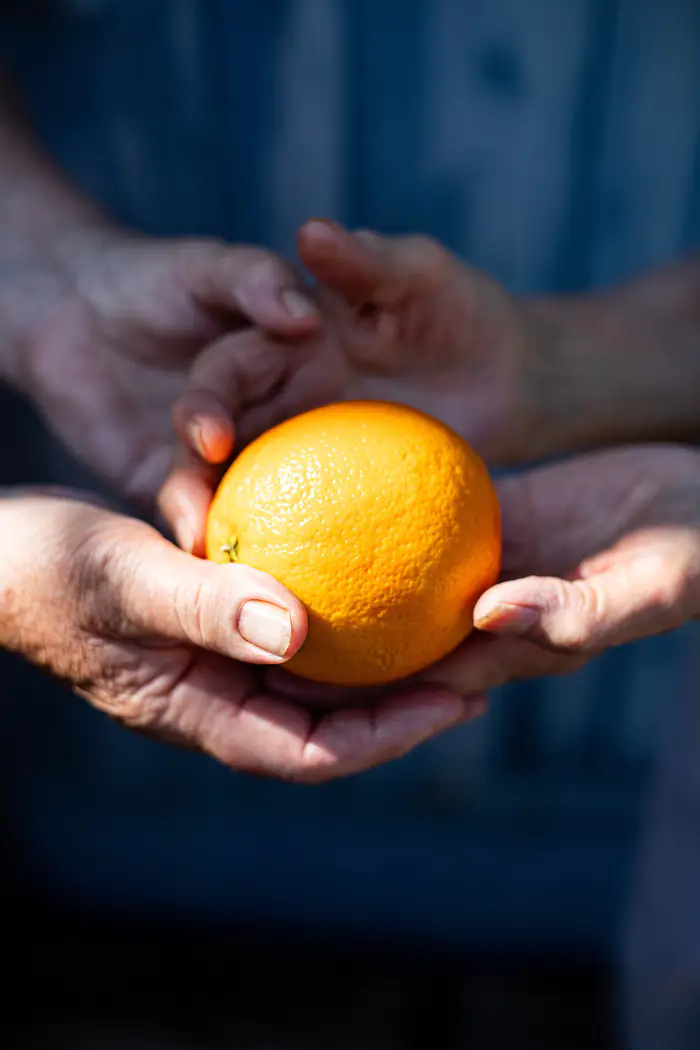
[0,490,480,780]
[269,445,700,706]
[412,444,700,696]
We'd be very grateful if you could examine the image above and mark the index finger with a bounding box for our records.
[419,631,586,696]
[214,683,485,782]
[297,219,452,307]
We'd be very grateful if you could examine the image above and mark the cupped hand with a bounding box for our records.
[268,445,700,707]
[413,444,700,696]
[0,490,480,781]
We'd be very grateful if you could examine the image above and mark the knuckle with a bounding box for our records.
[546,579,606,652]
[172,576,216,649]
[643,563,689,621]
[80,641,173,730]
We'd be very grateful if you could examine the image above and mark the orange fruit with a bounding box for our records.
[206,401,501,686]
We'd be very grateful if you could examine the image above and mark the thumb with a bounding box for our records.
[297,219,452,307]
[473,531,700,652]
[99,522,308,663]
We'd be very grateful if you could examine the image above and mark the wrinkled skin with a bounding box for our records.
[0,489,482,782]
[24,231,323,527]
[267,445,700,706]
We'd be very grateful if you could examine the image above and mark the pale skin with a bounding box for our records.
[2,70,700,776]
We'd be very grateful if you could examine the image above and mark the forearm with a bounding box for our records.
[0,73,112,392]
[525,257,700,457]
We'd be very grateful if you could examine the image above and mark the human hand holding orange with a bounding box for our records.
[268,445,700,709]
[165,218,545,551]
[205,400,500,687]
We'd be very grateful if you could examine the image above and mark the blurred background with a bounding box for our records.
[3,1,700,1047]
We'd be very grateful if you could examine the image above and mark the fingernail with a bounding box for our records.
[186,416,208,459]
[281,289,318,319]
[239,600,292,657]
[474,600,539,634]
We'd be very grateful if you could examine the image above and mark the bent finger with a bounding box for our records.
[183,242,320,334]
[184,666,486,781]
[101,526,308,664]
[171,329,296,469]
[298,219,452,307]
[473,532,700,651]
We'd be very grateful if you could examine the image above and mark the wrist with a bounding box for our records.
[0,73,121,396]
[522,266,700,458]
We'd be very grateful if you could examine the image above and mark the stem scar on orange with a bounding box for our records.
[206,401,501,686]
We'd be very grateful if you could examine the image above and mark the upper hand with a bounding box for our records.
[168,218,550,548]
[22,228,333,529]
[0,490,479,781]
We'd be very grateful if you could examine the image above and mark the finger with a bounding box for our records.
[264,665,410,708]
[98,523,308,664]
[181,241,321,333]
[420,631,584,696]
[473,531,700,652]
[170,328,305,467]
[297,218,452,307]
[157,444,219,556]
[170,659,486,782]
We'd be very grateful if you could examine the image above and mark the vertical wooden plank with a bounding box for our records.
[266,0,346,257]
[591,0,700,285]
[424,0,602,292]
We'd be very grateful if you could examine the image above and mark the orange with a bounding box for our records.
[206,401,501,686]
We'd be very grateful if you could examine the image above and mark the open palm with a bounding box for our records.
[416,444,700,696]
[267,444,700,707]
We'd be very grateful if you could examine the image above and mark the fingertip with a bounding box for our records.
[193,414,234,464]
[297,219,350,264]
[228,564,308,663]
[299,217,344,243]
[180,410,233,465]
